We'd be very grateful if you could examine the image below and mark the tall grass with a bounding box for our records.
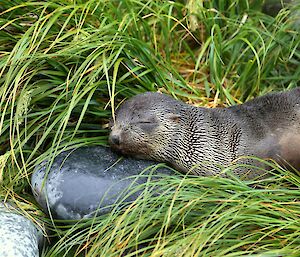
[1,0,300,256]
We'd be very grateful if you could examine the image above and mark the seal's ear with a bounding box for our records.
[166,114,181,123]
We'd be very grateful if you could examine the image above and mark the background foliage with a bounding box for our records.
[1,0,300,256]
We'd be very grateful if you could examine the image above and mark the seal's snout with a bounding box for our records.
[109,126,123,149]
[109,133,120,146]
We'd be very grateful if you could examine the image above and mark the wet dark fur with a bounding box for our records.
[109,88,300,178]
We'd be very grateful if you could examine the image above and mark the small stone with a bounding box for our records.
[31,146,175,220]
[0,203,43,257]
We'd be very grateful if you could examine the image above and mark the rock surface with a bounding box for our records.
[31,146,175,220]
[0,203,43,257]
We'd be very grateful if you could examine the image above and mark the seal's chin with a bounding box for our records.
[109,141,152,160]
[109,139,135,157]
[108,140,125,155]
[112,146,143,159]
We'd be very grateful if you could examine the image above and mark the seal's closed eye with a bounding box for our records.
[131,117,159,132]
[137,122,158,133]
[131,120,156,124]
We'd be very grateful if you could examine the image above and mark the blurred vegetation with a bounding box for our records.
[0,0,300,256]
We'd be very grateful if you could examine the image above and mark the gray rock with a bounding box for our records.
[0,203,43,257]
[31,146,175,220]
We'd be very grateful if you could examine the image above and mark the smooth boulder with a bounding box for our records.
[0,203,43,257]
[31,146,175,220]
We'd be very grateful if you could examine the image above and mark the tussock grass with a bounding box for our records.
[45,165,300,256]
[0,0,300,256]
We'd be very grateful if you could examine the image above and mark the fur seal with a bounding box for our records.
[109,88,300,178]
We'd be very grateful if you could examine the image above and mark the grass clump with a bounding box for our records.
[0,0,300,256]
[45,167,300,256]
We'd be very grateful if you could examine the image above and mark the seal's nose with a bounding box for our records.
[109,133,120,146]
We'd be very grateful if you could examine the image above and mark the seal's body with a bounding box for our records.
[109,88,300,178]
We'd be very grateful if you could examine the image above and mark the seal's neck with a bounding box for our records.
[163,107,240,175]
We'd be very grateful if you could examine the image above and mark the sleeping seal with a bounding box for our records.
[109,87,300,178]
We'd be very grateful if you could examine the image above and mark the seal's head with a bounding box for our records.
[109,92,185,161]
